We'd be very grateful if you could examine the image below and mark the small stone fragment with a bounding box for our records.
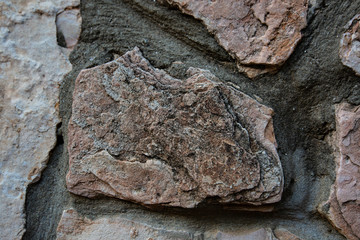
[205,228,278,240]
[319,103,360,240]
[56,8,82,48]
[165,0,308,78]
[273,228,303,240]
[339,14,360,76]
[56,209,199,240]
[67,47,283,208]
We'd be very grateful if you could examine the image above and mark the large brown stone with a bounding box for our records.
[319,103,360,240]
[67,47,283,208]
[339,14,360,76]
[165,0,308,78]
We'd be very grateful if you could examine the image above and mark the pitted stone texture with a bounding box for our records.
[67,47,283,208]
[321,103,360,240]
[56,209,198,240]
[165,0,308,78]
[340,14,360,76]
[0,0,79,239]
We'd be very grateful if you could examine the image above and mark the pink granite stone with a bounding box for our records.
[320,103,360,240]
[165,0,308,78]
[66,47,283,208]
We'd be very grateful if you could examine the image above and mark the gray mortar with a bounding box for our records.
[24,0,360,239]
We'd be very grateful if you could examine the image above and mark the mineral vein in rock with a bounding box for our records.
[67,47,283,208]
[165,0,308,78]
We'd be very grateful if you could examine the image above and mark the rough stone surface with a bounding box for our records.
[165,0,308,78]
[320,103,360,240]
[22,0,360,239]
[67,47,283,208]
[56,209,199,240]
[205,228,278,240]
[0,0,79,239]
[56,8,82,49]
[273,228,303,240]
[340,14,360,77]
[57,209,281,240]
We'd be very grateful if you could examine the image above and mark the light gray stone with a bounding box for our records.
[56,8,81,48]
[205,228,278,240]
[0,0,79,239]
[56,209,200,240]
[57,209,280,240]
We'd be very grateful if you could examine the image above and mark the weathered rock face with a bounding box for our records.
[340,14,360,76]
[206,228,278,240]
[0,0,79,239]
[67,47,283,208]
[56,209,199,240]
[57,209,279,240]
[165,0,308,78]
[320,103,360,240]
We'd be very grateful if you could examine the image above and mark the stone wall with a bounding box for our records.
[1,0,360,239]
[0,0,80,239]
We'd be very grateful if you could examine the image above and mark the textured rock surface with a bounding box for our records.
[320,103,360,240]
[21,0,360,239]
[273,228,303,240]
[0,0,79,239]
[56,209,198,240]
[57,209,280,240]
[340,14,360,76]
[206,228,278,240]
[67,47,283,208]
[165,0,308,78]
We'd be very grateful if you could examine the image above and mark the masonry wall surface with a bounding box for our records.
[21,0,360,239]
